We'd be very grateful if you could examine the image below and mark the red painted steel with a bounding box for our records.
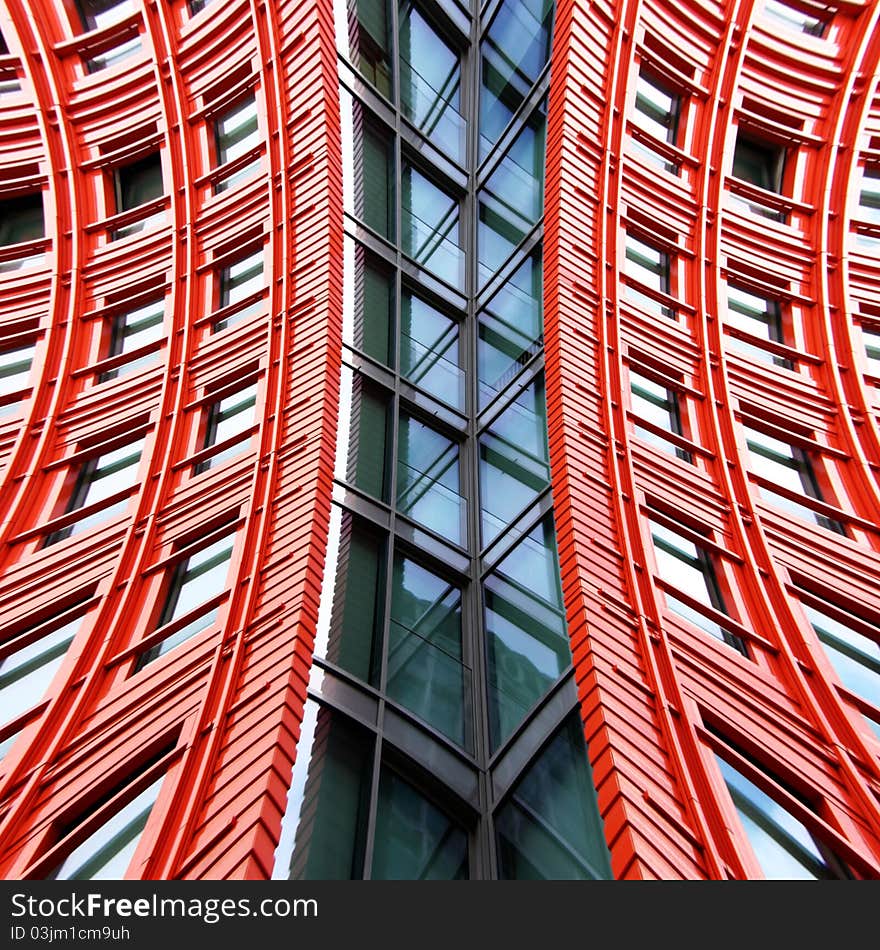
[545,0,880,878]
[0,0,341,878]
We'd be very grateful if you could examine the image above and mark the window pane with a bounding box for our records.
[803,602,879,708]
[198,382,258,471]
[480,376,550,545]
[214,251,263,331]
[399,6,464,162]
[478,253,543,407]
[0,614,84,730]
[387,555,466,747]
[0,345,34,396]
[629,370,690,460]
[484,518,571,750]
[371,767,468,879]
[725,285,789,366]
[649,519,747,654]
[46,441,143,544]
[0,194,44,246]
[101,299,164,380]
[216,96,259,165]
[400,292,463,409]
[325,515,385,685]
[355,117,395,240]
[346,0,392,97]
[351,244,394,367]
[496,714,612,879]
[345,376,390,501]
[478,107,545,284]
[116,154,163,212]
[51,775,164,880]
[284,702,373,880]
[715,755,841,879]
[402,165,462,288]
[763,0,826,36]
[214,96,260,192]
[632,69,679,173]
[396,413,462,543]
[136,532,235,667]
[623,235,672,318]
[479,0,554,157]
[77,0,135,31]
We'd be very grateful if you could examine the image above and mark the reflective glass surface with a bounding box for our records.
[480,376,550,546]
[388,555,467,746]
[484,518,570,750]
[496,714,612,879]
[372,767,468,878]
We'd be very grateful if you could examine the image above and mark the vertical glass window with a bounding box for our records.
[0,30,21,94]
[859,167,880,222]
[400,291,464,409]
[396,412,463,544]
[77,0,135,31]
[46,440,143,545]
[743,425,844,533]
[632,68,680,173]
[371,767,468,879]
[214,251,264,331]
[388,555,467,747]
[134,531,235,669]
[763,0,827,36]
[0,344,34,404]
[352,114,395,241]
[733,131,784,193]
[478,107,546,284]
[478,253,543,407]
[401,165,462,288]
[623,234,673,318]
[730,131,787,220]
[484,518,571,750]
[0,612,86,733]
[649,518,747,655]
[51,775,165,880]
[496,713,612,879]
[399,5,464,163]
[862,325,880,375]
[100,299,164,381]
[347,0,392,98]
[0,194,44,247]
[345,375,391,502]
[725,285,789,367]
[196,381,258,472]
[629,369,691,461]
[213,95,260,193]
[0,194,45,272]
[278,703,468,880]
[351,245,395,368]
[76,0,141,72]
[285,702,374,880]
[479,0,554,157]
[479,376,550,546]
[857,167,880,247]
[714,754,847,879]
[325,515,385,685]
[801,601,880,713]
[112,154,163,240]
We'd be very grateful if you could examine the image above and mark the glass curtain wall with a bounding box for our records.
[273,0,611,880]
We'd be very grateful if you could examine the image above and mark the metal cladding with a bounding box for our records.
[544,0,880,878]
[1,0,879,879]
[0,0,342,878]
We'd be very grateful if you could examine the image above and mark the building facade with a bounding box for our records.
[0,0,879,880]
